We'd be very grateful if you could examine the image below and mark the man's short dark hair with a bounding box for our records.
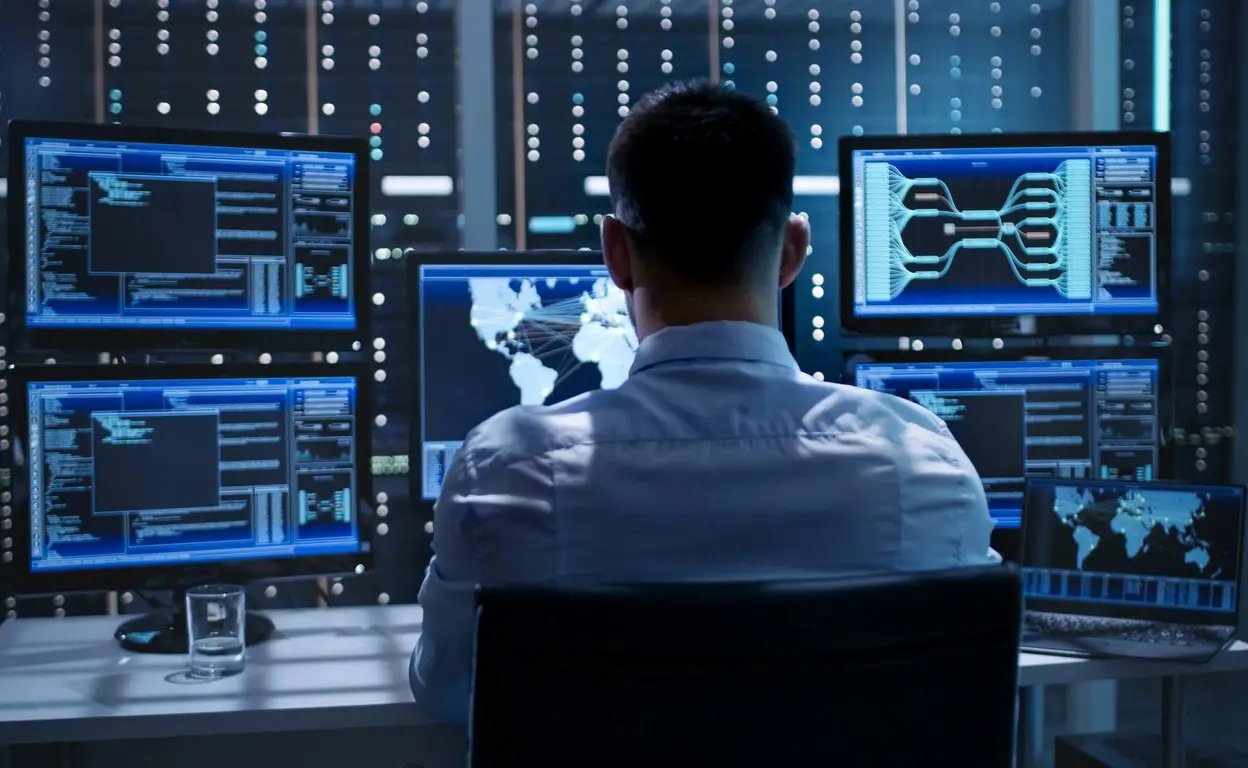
[606,81,797,287]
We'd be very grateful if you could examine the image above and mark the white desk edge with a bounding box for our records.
[0,604,1244,745]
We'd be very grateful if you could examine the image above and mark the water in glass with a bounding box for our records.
[190,635,246,678]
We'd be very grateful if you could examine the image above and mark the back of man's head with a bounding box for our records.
[606,81,797,289]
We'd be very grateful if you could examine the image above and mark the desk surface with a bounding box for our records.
[1019,639,1248,687]
[0,605,424,745]
[2,604,1247,745]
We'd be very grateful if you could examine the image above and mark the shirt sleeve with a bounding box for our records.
[410,446,480,723]
[896,419,997,568]
[409,427,556,723]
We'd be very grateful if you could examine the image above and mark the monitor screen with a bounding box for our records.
[417,260,638,500]
[23,372,365,575]
[1022,478,1243,624]
[853,356,1164,528]
[15,124,363,336]
[843,134,1166,330]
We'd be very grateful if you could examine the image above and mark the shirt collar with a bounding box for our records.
[629,321,799,376]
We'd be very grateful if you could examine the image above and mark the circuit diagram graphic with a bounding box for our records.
[862,158,1093,302]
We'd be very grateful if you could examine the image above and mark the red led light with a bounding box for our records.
[370,122,382,134]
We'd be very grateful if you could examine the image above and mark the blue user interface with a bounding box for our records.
[419,263,638,499]
[849,143,1161,318]
[854,358,1162,528]
[27,375,362,573]
[22,135,358,330]
[1022,479,1243,618]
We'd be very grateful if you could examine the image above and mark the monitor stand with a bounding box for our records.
[114,587,276,654]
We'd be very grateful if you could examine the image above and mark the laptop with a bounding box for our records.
[1020,477,1245,662]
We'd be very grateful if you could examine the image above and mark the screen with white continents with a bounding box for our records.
[850,144,1160,318]
[26,376,362,574]
[1023,481,1243,617]
[419,263,638,499]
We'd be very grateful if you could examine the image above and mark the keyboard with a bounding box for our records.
[1025,611,1234,649]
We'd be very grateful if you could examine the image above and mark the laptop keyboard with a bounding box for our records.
[1025,611,1233,648]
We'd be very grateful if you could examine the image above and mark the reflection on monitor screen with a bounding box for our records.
[853,358,1162,528]
[1022,479,1243,619]
[21,135,358,330]
[848,142,1161,318]
[26,375,362,573]
[419,263,638,500]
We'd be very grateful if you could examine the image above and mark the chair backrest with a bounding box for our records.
[469,564,1022,768]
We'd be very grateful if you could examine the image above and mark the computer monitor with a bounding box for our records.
[839,131,1170,336]
[6,363,372,652]
[1021,478,1244,625]
[850,350,1171,529]
[411,251,637,501]
[7,120,369,350]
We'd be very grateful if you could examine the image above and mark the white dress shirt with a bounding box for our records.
[411,320,996,722]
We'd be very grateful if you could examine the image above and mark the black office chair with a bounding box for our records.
[469,565,1022,768]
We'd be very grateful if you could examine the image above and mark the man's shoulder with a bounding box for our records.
[458,391,604,469]
[798,378,953,438]
[459,377,955,469]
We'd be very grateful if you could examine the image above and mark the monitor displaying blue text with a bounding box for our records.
[26,375,363,572]
[853,358,1163,528]
[21,135,358,331]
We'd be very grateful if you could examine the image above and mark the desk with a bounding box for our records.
[2,606,1246,768]
[1019,643,1248,768]
[0,605,468,768]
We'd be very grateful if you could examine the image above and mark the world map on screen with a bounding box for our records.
[1053,485,1214,573]
[467,276,638,405]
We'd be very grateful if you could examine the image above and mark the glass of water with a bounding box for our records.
[186,584,246,679]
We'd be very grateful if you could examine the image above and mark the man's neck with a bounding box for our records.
[631,288,776,341]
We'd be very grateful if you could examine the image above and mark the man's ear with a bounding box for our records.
[778,213,811,290]
[601,214,635,293]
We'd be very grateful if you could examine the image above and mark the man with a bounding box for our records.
[411,81,995,721]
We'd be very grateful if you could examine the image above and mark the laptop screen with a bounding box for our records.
[1022,478,1245,626]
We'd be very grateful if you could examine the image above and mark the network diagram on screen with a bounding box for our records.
[22,136,357,330]
[850,144,1160,317]
[26,376,361,573]
[419,263,638,499]
[854,359,1160,527]
[1022,481,1240,614]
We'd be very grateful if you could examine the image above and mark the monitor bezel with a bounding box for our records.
[405,250,610,507]
[6,119,372,353]
[1020,478,1246,626]
[845,345,1176,527]
[4,361,374,595]
[837,130,1173,337]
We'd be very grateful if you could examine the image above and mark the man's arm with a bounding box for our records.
[410,431,556,723]
[410,449,481,722]
[895,419,997,567]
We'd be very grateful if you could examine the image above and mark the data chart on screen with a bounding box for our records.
[419,263,638,500]
[853,358,1162,528]
[1022,480,1243,616]
[21,135,359,331]
[26,375,363,573]
[849,143,1161,319]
